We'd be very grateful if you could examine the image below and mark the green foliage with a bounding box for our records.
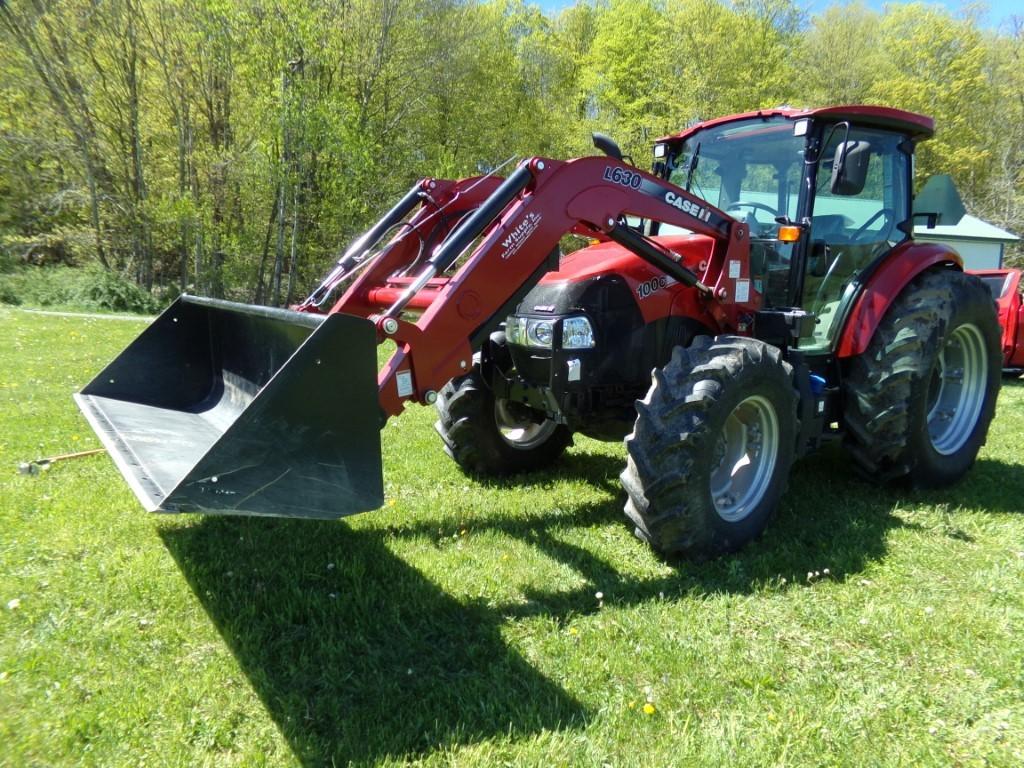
[73,267,164,313]
[0,266,163,314]
[0,0,1021,308]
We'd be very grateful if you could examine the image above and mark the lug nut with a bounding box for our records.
[536,160,545,171]
[382,317,399,335]
[425,390,438,404]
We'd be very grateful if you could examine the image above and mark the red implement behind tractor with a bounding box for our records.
[968,268,1024,371]
[76,105,1002,558]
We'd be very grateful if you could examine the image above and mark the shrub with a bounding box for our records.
[0,265,165,314]
[73,267,162,314]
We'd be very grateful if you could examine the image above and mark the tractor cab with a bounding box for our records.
[652,107,929,351]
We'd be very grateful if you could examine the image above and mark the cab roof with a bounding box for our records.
[657,105,935,143]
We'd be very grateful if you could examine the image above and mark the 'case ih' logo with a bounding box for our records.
[500,212,542,260]
[664,191,712,223]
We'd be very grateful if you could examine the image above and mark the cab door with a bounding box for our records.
[801,127,912,351]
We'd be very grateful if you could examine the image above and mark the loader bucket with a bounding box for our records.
[75,295,383,519]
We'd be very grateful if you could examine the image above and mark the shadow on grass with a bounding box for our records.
[159,434,1020,764]
[159,520,586,765]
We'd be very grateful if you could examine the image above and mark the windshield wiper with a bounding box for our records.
[685,142,701,191]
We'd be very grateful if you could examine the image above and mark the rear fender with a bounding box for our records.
[835,242,963,358]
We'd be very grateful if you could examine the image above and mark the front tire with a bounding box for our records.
[435,367,571,476]
[621,336,798,558]
[843,268,1001,486]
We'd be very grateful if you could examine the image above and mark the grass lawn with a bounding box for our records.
[1,305,1022,767]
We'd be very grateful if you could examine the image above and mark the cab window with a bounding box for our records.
[802,127,910,350]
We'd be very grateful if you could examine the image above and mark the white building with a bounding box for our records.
[914,215,1019,270]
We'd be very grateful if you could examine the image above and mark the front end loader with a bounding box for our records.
[77,105,1001,558]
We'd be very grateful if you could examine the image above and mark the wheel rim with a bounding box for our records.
[926,323,988,456]
[710,395,780,522]
[494,399,558,450]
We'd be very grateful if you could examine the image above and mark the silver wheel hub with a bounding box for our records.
[927,323,987,456]
[710,395,780,522]
[494,399,557,450]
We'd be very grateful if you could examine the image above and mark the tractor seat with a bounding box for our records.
[810,214,852,239]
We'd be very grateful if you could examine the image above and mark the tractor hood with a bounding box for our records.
[543,233,716,285]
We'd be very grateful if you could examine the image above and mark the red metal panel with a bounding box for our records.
[1012,301,1024,368]
[835,242,963,358]
[971,269,1024,367]
[541,235,718,325]
[657,105,934,144]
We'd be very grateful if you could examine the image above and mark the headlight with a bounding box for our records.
[562,317,595,349]
[505,316,554,348]
[505,316,527,345]
[527,320,554,347]
[505,315,596,349]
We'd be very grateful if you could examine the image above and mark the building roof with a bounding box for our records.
[915,214,1019,243]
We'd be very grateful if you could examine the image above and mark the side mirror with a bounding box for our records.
[830,139,871,196]
[592,132,623,161]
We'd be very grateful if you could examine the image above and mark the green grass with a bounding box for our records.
[1,305,1022,767]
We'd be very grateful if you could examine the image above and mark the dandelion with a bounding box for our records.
[642,703,656,715]
[595,591,604,600]
[6,599,20,611]
[924,606,935,616]
[327,563,335,570]
[567,627,578,636]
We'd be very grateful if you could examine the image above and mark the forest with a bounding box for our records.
[1,0,1022,309]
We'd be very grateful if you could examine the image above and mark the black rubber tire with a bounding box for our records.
[621,336,799,558]
[843,268,1001,487]
[434,367,572,476]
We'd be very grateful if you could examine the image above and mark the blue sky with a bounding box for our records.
[533,0,1020,29]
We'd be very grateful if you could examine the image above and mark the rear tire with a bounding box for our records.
[621,336,798,558]
[435,367,571,476]
[843,268,1000,486]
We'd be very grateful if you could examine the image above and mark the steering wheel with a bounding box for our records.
[725,201,781,236]
[850,207,896,244]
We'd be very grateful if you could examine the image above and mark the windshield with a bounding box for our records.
[667,116,808,238]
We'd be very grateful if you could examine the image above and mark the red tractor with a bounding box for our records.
[76,105,1002,559]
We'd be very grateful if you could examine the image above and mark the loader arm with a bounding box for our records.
[328,156,754,420]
